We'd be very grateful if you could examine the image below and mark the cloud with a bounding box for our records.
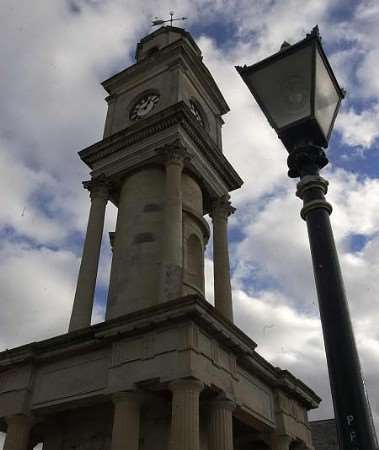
[229,169,379,430]
[0,242,77,348]
[326,0,379,152]
[336,104,379,149]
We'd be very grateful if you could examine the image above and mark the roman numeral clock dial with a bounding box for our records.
[130,93,160,120]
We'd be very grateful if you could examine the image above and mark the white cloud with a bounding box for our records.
[327,0,379,152]
[0,143,90,243]
[336,104,379,149]
[204,256,215,305]
[0,242,77,348]
[229,169,379,430]
[327,169,379,238]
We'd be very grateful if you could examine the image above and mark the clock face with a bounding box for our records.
[190,100,205,127]
[130,93,160,120]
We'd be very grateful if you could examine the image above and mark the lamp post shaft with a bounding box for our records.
[297,174,377,450]
[235,25,376,448]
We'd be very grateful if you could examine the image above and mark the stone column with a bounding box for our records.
[208,398,235,450]
[210,195,235,322]
[69,176,110,332]
[111,392,143,450]
[4,415,33,450]
[271,434,292,450]
[169,379,203,450]
[160,142,191,302]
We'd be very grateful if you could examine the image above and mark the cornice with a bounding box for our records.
[79,102,243,192]
[0,295,320,409]
[177,43,230,114]
[276,369,321,409]
[0,296,255,366]
[102,39,229,115]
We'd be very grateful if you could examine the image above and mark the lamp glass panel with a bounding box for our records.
[246,45,312,130]
[315,49,340,138]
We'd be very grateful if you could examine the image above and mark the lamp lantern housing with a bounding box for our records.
[236,27,345,155]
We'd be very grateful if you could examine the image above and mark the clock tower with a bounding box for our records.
[69,25,242,326]
[0,27,320,450]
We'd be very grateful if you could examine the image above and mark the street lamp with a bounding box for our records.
[237,26,378,450]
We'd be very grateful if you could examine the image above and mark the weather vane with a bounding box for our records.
[152,11,187,27]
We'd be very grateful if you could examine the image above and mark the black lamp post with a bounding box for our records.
[237,26,378,450]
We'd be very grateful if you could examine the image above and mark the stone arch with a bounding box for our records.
[187,233,203,290]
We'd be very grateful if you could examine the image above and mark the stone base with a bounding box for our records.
[0,295,319,449]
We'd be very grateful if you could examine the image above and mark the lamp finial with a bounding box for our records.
[307,25,321,39]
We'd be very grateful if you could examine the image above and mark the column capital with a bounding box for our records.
[83,174,111,200]
[210,195,235,220]
[158,139,193,168]
[169,378,204,393]
[209,395,236,411]
[112,391,145,406]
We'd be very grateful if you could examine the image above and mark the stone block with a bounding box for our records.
[32,350,109,406]
[235,368,275,426]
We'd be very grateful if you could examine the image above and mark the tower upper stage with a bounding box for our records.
[79,26,242,209]
[135,26,202,62]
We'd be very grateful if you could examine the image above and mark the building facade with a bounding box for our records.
[0,27,320,450]
[310,420,338,450]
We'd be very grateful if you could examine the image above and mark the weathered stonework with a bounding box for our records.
[0,296,319,449]
[0,26,321,450]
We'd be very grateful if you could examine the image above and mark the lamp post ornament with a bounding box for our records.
[236,26,378,450]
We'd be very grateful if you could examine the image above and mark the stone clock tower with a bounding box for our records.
[0,27,320,450]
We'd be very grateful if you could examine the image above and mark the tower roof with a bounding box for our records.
[102,25,230,116]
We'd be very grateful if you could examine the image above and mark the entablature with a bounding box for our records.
[0,296,320,417]
[79,102,243,209]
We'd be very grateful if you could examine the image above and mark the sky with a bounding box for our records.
[1,0,379,442]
